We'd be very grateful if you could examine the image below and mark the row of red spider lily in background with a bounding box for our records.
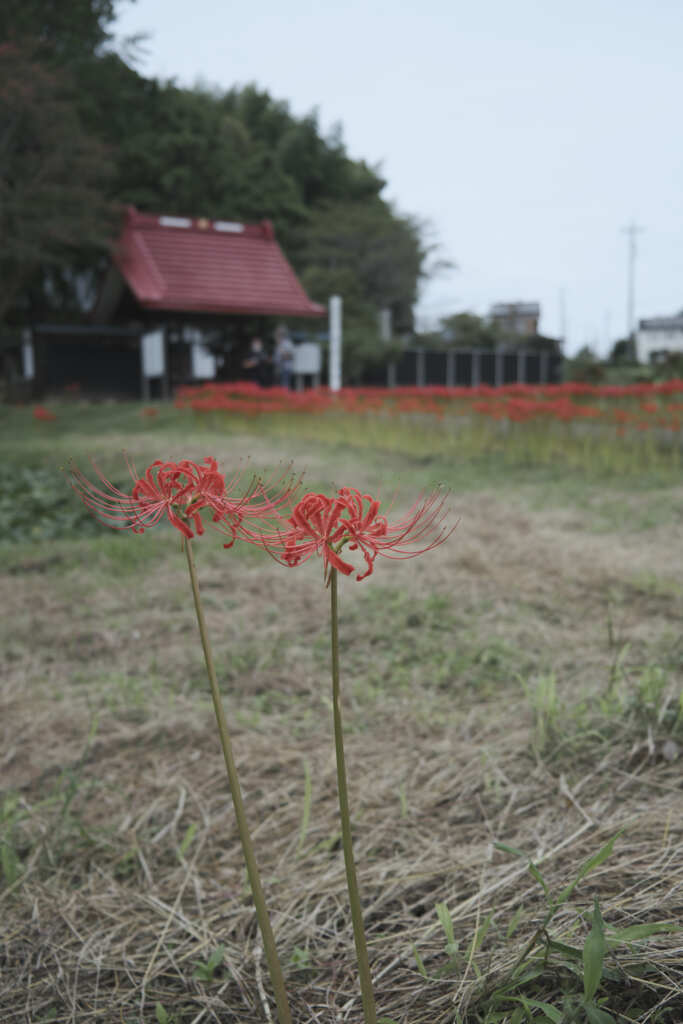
[69,456,456,581]
[175,379,683,433]
[33,379,683,434]
[177,379,683,401]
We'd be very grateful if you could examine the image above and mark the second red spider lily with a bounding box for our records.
[242,484,457,1024]
[68,455,300,543]
[245,484,456,582]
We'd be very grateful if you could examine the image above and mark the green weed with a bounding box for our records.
[462,834,682,1022]
[192,944,226,983]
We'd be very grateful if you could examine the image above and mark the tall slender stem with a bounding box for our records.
[330,568,377,1024]
[184,539,292,1024]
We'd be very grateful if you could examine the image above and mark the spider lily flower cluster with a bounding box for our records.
[69,456,456,576]
[68,456,300,545]
[68,452,458,1024]
[249,485,456,581]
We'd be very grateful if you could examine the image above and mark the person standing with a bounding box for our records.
[242,337,270,387]
[272,324,295,390]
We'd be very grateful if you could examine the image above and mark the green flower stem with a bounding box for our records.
[329,568,377,1024]
[184,539,292,1024]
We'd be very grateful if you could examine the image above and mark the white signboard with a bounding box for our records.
[141,330,165,377]
[293,342,321,375]
[191,342,217,379]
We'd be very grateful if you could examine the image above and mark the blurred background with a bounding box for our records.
[2,0,683,396]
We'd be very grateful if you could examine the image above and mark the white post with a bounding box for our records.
[21,330,35,380]
[329,295,342,392]
[379,307,392,342]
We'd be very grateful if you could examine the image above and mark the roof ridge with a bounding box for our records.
[124,205,274,240]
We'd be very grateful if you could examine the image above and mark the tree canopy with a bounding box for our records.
[0,43,114,324]
[1,3,430,341]
[0,0,121,61]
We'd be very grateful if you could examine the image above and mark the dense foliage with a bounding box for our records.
[0,464,100,540]
[1,0,426,342]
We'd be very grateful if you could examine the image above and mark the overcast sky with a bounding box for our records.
[114,0,682,355]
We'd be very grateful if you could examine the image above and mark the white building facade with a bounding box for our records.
[636,313,683,362]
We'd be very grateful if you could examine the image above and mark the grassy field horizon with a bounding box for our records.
[1,400,682,1023]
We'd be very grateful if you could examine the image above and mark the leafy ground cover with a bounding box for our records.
[1,400,682,1023]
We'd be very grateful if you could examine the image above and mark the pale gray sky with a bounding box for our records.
[114,0,683,354]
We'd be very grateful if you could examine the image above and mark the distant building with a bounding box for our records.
[489,302,540,337]
[636,312,683,363]
[21,206,325,398]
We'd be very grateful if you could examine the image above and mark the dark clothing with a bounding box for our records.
[244,353,271,387]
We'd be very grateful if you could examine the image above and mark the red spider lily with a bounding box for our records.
[175,379,683,425]
[33,406,56,421]
[209,462,304,547]
[249,485,456,581]
[69,456,301,542]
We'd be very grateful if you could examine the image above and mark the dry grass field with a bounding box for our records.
[1,402,682,1023]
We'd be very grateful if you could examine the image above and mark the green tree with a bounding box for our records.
[436,312,501,348]
[1,13,430,347]
[298,200,425,330]
[0,1,133,326]
[0,43,114,325]
[565,346,605,383]
[0,0,122,60]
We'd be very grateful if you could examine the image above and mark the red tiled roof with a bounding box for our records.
[113,206,326,318]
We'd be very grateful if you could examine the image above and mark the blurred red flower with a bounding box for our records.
[33,406,56,421]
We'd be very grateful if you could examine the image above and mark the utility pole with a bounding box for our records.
[558,288,567,349]
[603,309,612,357]
[622,221,644,350]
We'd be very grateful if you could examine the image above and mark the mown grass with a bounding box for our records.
[1,400,682,1023]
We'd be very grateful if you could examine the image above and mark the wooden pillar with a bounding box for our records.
[161,326,171,400]
[540,351,549,385]
[387,361,397,388]
[34,334,47,399]
[140,335,150,400]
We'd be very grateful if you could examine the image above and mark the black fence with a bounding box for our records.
[363,348,562,388]
[29,326,143,399]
